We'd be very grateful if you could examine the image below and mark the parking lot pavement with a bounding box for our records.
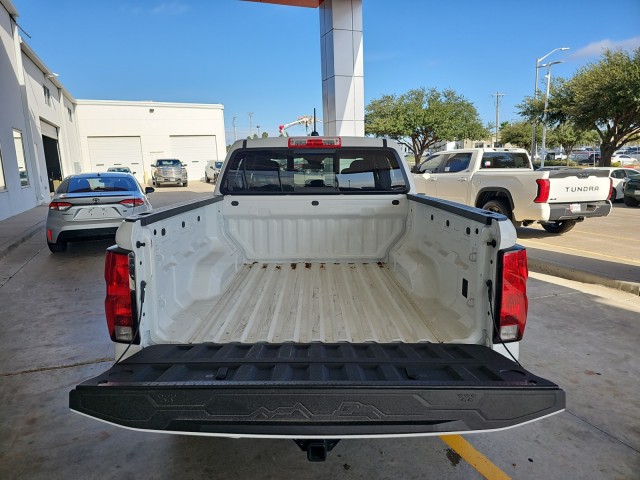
[519,203,640,295]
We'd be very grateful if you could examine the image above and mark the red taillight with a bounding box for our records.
[49,201,73,211]
[105,249,138,343]
[608,178,613,201]
[534,179,550,203]
[288,137,341,148]
[496,247,528,342]
[119,198,145,207]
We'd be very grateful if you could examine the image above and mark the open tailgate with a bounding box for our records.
[70,342,565,437]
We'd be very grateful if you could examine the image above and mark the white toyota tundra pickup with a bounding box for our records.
[70,137,565,461]
[412,148,612,234]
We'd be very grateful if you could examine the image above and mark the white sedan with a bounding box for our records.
[612,154,639,166]
[589,167,640,201]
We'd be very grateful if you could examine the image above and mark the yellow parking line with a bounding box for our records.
[520,240,640,265]
[440,435,511,480]
[572,230,636,242]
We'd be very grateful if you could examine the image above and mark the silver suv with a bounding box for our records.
[151,159,188,187]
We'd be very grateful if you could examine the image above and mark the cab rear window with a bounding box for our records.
[481,152,530,168]
[219,148,408,194]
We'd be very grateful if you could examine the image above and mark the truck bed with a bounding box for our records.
[182,262,443,344]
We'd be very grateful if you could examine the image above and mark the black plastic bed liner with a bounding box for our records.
[70,343,565,436]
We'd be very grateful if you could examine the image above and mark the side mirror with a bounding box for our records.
[145,187,155,194]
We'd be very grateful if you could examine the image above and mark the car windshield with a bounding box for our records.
[220,148,408,194]
[156,160,181,166]
[62,175,139,193]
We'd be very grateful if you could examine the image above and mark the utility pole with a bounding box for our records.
[492,92,505,147]
[232,116,237,142]
[248,112,254,137]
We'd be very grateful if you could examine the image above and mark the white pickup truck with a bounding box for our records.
[70,137,564,461]
[412,148,612,234]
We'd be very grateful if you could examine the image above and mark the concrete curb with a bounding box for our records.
[0,221,45,262]
[528,257,640,296]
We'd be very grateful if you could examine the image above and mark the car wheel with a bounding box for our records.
[47,241,67,253]
[623,195,639,207]
[183,182,188,187]
[205,174,210,183]
[609,188,617,202]
[482,199,512,220]
[540,220,577,234]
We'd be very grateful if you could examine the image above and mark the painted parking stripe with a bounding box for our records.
[440,435,511,480]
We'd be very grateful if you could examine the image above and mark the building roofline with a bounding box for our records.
[1,0,19,17]
[20,39,77,102]
[75,99,224,109]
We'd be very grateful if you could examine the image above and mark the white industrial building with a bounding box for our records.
[0,0,226,221]
[77,101,225,185]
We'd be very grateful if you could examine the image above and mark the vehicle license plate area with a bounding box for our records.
[635,190,640,195]
[75,207,119,220]
[569,203,582,213]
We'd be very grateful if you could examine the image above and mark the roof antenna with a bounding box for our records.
[311,108,319,136]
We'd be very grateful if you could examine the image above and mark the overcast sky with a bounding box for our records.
[12,0,640,143]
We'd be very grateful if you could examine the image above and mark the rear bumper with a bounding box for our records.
[70,343,565,438]
[547,200,611,221]
[54,227,119,243]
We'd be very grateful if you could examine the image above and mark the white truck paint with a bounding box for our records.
[412,148,612,234]
[70,137,564,461]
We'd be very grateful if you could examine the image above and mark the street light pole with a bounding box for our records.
[492,92,505,147]
[540,60,564,168]
[530,47,569,163]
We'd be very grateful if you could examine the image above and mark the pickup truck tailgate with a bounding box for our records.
[547,169,610,203]
[70,343,565,437]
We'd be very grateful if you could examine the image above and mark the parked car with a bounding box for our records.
[587,167,639,201]
[107,166,133,173]
[46,172,154,253]
[151,159,188,187]
[611,154,639,166]
[411,148,612,234]
[623,172,640,207]
[205,160,223,183]
[570,151,593,165]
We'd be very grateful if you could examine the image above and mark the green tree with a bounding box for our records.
[261,131,269,139]
[548,124,598,161]
[365,87,488,161]
[520,48,640,166]
[499,120,541,149]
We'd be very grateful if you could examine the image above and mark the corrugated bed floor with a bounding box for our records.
[187,263,443,344]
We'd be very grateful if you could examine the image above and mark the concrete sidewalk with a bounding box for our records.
[0,205,48,261]
[1,203,638,295]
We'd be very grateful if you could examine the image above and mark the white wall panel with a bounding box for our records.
[87,136,144,181]
[169,135,218,181]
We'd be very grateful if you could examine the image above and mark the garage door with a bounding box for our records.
[87,136,144,182]
[170,135,218,181]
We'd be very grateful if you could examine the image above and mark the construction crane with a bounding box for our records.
[278,115,322,137]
